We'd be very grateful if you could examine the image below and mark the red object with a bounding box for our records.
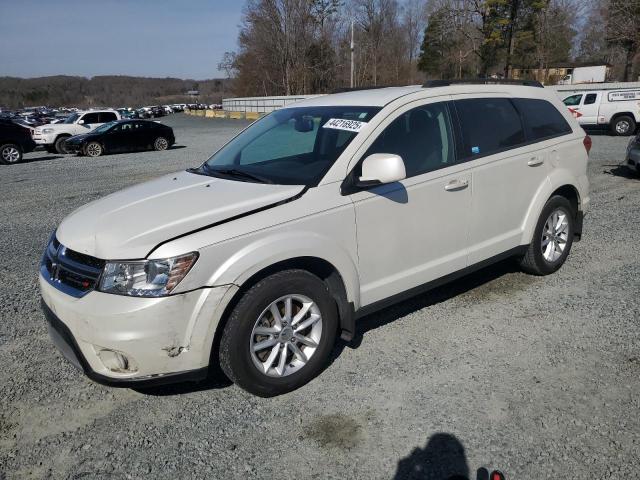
[490,471,505,480]
[583,135,592,155]
[568,107,583,118]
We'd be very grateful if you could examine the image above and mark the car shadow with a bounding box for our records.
[137,258,520,397]
[604,164,639,180]
[168,145,187,150]
[336,257,519,353]
[16,155,65,164]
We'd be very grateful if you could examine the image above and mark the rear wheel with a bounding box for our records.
[520,195,575,275]
[0,143,23,165]
[219,270,338,397]
[611,115,636,136]
[54,136,70,154]
[153,136,169,151]
[85,141,103,157]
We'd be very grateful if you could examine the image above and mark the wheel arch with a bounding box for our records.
[521,175,583,245]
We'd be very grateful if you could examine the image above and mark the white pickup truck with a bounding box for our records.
[562,89,640,136]
[33,109,121,153]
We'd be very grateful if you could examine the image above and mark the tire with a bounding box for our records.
[54,135,70,154]
[219,269,338,397]
[153,136,169,151]
[611,115,636,136]
[84,141,103,157]
[0,143,23,165]
[519,195,575,276]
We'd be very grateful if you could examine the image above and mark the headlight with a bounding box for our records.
[43,128,54,133]
[98,252,198,297]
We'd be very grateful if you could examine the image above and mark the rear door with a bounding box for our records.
[453,96,550,264]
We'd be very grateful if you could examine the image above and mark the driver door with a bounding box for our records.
[348,100,471,307]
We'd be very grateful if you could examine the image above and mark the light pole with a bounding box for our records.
[350,19,355,88]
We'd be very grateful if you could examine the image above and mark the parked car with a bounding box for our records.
[64,120,175,157]
[33,110,121,153]
[562,88,640,136]
[40,81,590,396]
[0,118,36,164]
[625,133,640,176]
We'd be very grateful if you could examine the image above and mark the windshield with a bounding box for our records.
[64,113,80,124]
[92,121,118,134]
[198,106,380,186]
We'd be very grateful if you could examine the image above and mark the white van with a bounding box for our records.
[562,89,640,135]
[40,81,590,396]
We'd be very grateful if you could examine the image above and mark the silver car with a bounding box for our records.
[626,134,640,175]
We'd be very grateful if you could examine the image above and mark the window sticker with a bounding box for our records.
[323,118,367,132]
[471,146,480,154]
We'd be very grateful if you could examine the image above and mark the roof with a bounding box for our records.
[292,86,423,107]
[290,83,555,108]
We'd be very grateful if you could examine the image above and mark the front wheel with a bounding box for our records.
[0,143,23,165]
[84,141,103,157]
[519,195,575,275]
[219,270,338,397]
[153,136,169,151]
[54,136,70,154]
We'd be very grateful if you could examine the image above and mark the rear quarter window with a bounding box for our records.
[454,98,525,160]
[512,98,572,142]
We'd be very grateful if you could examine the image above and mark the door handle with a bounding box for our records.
[527,158,544,167]
[444,179,469,191]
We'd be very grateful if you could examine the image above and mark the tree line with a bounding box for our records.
[221,0,640,97]
[0,76,231,110]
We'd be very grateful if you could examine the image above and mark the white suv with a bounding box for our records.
[33,109,121,153]
[40,81,590,396]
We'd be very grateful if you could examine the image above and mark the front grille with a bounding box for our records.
[41,236,105,298]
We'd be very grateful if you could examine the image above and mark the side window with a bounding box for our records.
[99,112,118,122]
[454,98,525,159]
[512,98,572,141]
[562,94,582,106]
[584,93,598,105]
[364,102,455,178]
[81,113,101,124]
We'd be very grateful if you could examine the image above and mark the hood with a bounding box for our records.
[66,133,95,144]
[56,171,305,259]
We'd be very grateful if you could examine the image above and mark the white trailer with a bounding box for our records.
[558,66,607,85]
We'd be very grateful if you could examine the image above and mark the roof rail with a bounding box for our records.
[331,86,392,94]
[422,79,544,88]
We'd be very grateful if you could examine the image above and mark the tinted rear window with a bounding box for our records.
[455,98,525,159]
[512,98,572,141]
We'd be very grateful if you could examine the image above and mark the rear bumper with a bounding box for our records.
[42,299,208,387]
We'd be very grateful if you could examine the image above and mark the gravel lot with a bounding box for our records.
[1,113,638,480]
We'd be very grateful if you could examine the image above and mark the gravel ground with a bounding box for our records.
[1,114,638,480]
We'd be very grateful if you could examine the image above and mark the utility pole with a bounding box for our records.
[350,20,355,88]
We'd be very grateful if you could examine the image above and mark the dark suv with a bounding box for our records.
[0,119,36,165]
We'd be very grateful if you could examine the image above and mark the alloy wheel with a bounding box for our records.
[541,208,569,262]
[1,146,20,163]
[616,120,630,135]
[86,143,102,157]
[249,294,322,378]
[155,137,168,150]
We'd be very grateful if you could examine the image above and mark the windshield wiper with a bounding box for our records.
[203,166,274,184]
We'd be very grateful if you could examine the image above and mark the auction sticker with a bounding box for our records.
[323,118,366,132]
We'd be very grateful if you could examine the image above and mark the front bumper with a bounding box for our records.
[33,133,56,146]
[40,273,234,386]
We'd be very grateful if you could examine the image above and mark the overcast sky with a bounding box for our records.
[0,0,244,79]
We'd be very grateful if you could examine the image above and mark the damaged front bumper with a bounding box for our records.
[39,274,234,387]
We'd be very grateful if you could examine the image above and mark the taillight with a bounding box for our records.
[583,135,592,155]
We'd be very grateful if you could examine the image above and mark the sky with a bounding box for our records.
[0,0,244,79]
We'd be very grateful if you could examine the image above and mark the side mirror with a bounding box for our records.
[78,119,85,124]
[357,153,406,187]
